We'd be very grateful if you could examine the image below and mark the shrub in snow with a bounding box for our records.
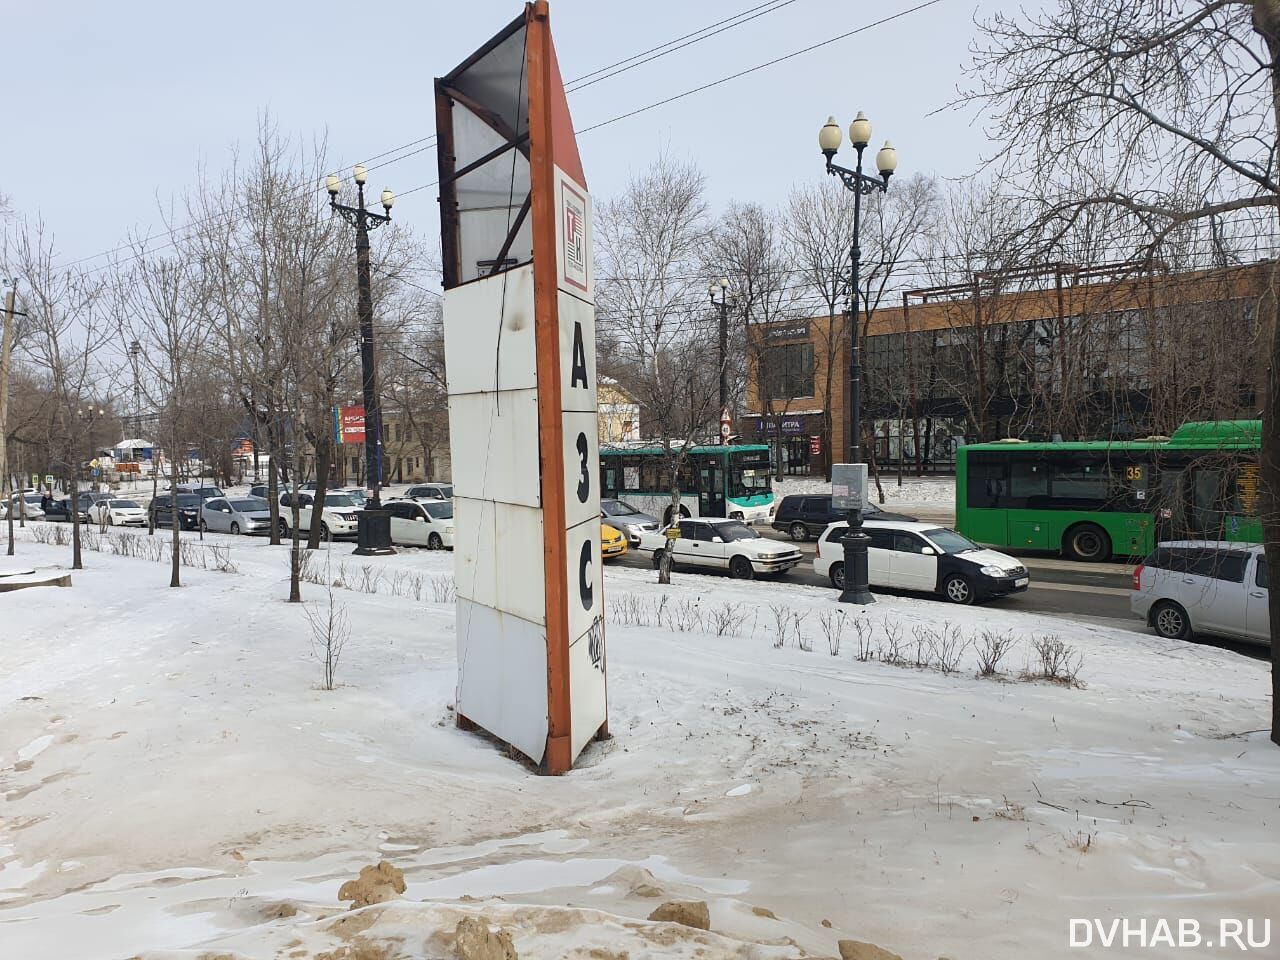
[1025,635,1085,685]
[975,630,1017,678]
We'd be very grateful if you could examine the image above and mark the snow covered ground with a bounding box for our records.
[0,530,1276,959]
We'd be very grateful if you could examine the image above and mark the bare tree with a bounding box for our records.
[115,232,209,588]
[784,182,857,478]
[597,155,718,584]
[710,202,799,479]
[965,0,1280,744]
[5,218,111,570]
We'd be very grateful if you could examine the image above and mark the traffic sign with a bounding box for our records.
[831,463,868,511]
[90,458,100,468]
[43,474,54,486]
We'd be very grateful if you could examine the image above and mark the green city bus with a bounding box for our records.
[955,420,1261,561]
[599,443,775,526]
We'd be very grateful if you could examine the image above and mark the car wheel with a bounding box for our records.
[199,519,207,532]
[729,555,755,580]
[942,574,975,605]
[320,524,332,542]
[278,519,290,538]
[230,522,240,535]
[428,532,443,550]
[830,561,845,591]
[789,521,809,541]
[107,515,114,526]
[1151,600,1192,640]
[651,548,666,570]
[1064,523,1111,562]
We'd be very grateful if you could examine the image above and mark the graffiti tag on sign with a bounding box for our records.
[586,615,605,671]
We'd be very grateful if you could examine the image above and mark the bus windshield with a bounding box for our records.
[729,461,771,499]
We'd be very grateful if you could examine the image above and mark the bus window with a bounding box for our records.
[1008,455,1049,508]
[1109,453,1151,508]
[966,453,1007,508]
[1049,457,1108,505]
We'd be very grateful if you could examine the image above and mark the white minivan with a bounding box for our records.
[1131,541,1270,646]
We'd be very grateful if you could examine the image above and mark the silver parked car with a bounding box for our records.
[1131,540,1269,647]
[600,497,660,546]
[201,496,273,535]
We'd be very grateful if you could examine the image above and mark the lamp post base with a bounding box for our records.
[838,509,875,606]
[353,508,396,556]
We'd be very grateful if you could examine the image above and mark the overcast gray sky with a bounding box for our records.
[3,0,1008,273]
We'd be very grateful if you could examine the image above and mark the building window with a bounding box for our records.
[764,342,815,399]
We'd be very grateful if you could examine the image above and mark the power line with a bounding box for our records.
[50,0,807,274]
[577,0,946,135]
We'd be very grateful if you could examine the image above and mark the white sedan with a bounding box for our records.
[386,498,454,549]
[91,498,148,527]
[638,517,803,579]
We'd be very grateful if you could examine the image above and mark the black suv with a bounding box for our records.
[772,493,916,541]
[150,493,203,530]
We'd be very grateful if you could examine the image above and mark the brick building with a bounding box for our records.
[746,261,1272,476]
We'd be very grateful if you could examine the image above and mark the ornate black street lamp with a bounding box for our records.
[818,113,897,604]
[327,165,396,556]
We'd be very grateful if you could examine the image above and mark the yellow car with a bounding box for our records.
[601,522,628,560]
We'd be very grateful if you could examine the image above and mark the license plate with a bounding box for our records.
[1015,577,1029,587]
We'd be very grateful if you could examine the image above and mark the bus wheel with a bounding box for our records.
[1151,600,1192,640]
[729,555,755,580]
[662,505,691,525]
[1064,523,1111,562]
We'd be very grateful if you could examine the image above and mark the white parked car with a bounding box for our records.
[403,482,453,502]
[201,496,274,535]
[91,498,147,527]
[1131,541,1269,646]
[386,498,454,549]
[815,520,1029,605]
[278,491,362,541]
[0,499,45,521]
[638,517,803,579]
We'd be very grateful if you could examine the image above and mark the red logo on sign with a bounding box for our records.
[562,180,588,292]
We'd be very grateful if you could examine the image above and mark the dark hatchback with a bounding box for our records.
[773,493,916,541]
[150,493,202,530]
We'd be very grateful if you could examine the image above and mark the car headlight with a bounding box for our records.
[980,565,1005,577]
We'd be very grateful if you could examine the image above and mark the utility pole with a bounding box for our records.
[2,281,18,556]
[709,277,730,442]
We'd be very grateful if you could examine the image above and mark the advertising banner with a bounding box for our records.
[333,405,366,446]
[436,1,606,773]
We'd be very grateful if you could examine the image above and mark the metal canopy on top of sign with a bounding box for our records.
[436,10,533,288]
[435,1,606,775]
